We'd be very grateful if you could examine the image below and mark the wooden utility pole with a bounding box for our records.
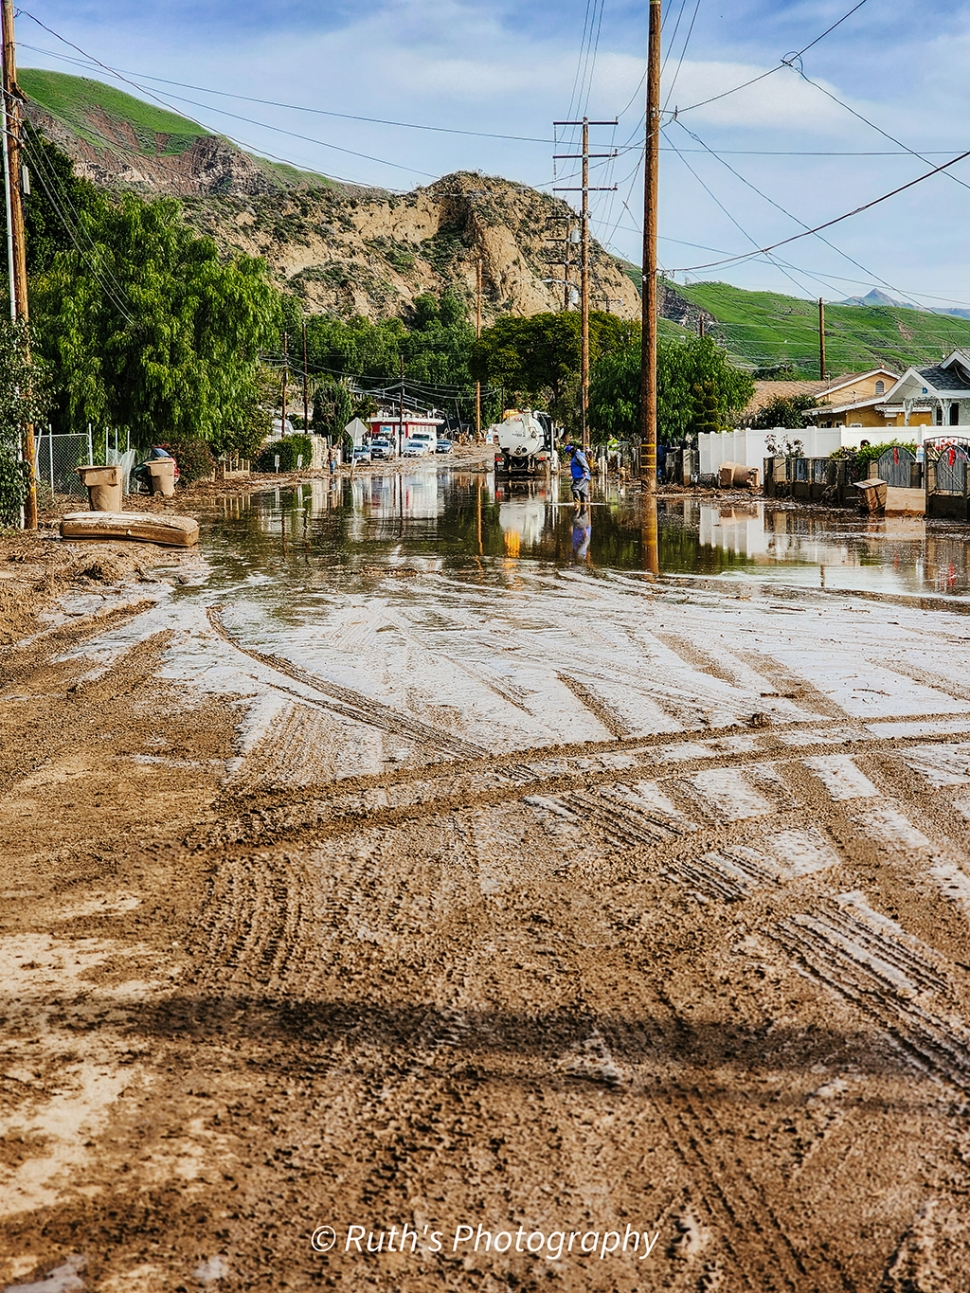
[553,119,617,451]
[818,297,826,381]
[281,331,288,435]
[581,118,590,448]
[475,255,482,440]
[2,0,35,528]
[399,354,405,455]
[699,315,705,339]
[640,0,662,492]
[301,317,309,432]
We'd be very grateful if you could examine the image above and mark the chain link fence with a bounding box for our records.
[35,429,92,501]
[35,428,135,500]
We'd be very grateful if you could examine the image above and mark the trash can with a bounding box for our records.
[76,463,123,512]
[146,458,176,497]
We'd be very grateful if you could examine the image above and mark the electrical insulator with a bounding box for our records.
[20,165,29,196]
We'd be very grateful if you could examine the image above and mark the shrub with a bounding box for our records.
[253,434,313,472]
[155,438,215,484]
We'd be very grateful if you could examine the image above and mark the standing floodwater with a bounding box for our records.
[195,465,970,601]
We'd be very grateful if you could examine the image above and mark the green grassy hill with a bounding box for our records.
[670,278,970,377]
[19,68,333,190]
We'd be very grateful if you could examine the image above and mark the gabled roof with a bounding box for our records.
[816,368,898,402]
[883,353,970,402]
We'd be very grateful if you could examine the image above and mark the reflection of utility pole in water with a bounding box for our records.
[642,490,660,576]
[477,478,483,555]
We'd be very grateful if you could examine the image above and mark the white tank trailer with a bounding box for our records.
[492,410,558,477]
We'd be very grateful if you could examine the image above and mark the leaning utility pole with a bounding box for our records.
[2,0,35,528]
[818,297,826,381]
[475,255,482,440]
[554,118,616,450]
[301,317,309,432]
[640,0,662,492]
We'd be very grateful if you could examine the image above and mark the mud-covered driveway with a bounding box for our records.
[3,511,970,1291]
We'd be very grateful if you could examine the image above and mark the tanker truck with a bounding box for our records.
[491,409,559,478]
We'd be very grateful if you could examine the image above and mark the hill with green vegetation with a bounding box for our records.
[19,68,334,195]
[665,278,970,377]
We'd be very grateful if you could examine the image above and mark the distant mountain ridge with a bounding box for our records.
[838,286,970,320]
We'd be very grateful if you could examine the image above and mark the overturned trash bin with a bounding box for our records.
[76,463,123,512]
[854,477,887,514]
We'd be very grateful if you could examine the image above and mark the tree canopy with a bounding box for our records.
[588,334,755,445]
[470,311,637,432]
[33,189,280,453]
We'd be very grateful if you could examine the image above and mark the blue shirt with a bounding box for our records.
[570,449,590,481]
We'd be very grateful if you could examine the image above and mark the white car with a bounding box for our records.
[403,433,436,457]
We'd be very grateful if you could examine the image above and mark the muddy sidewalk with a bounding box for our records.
[2,525,970,1291]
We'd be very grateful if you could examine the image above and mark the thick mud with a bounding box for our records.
[3,476,970,1291]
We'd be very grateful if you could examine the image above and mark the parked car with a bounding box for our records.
[403,432,436,457]
[370,437,394,460]
[352,446,372,464]
[435,438,453,454]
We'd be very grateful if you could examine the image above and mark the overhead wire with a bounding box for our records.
[668,143,970,274]
[671,118,925,308]
[670,0,869,117]
[18,42,555,145]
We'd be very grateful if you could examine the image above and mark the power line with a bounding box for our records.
[671,0,869,117]
[18,42,555,145]
[669,143,970,273]
[793,64,970,198]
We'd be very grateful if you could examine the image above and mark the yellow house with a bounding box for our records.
[802,368,921,430]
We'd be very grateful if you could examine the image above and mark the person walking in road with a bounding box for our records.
[566,443,591,508]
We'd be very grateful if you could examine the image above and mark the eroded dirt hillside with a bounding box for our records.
[180,172,641,322]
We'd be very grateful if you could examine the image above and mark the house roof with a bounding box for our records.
[804,394,889,419]
[744,369,899,418]
[915,364,970,393]
[743,379,832,417]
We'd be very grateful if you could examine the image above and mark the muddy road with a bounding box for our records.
[3,482,970,1291]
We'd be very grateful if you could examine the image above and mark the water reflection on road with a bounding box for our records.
[198,466,970,601]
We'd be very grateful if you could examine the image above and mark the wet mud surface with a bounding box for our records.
[3,474,970,1290]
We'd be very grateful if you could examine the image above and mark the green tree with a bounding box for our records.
[588,334,754,446]
[311,376,355,440]
[0,125,105,281]
[34,194,281,453]
[743,393,817,429]
[471,311,634,432]
[0,323,50,525]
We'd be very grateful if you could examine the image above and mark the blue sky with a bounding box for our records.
[17,1,970,311]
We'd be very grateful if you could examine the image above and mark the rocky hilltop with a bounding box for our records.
[181,174,640,323]
[20,68,640,323]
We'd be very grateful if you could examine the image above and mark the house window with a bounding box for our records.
[936,405,944,425]
[874,380,885,395]
[951,403,961,426]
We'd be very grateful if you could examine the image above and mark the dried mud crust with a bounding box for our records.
[4,571,970,1290]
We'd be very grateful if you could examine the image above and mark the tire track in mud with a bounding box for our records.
[771,896,970,1094]
[557,671,634,738]
[192,848,317,992]
[207,604,487,760]
[205,723,970,867]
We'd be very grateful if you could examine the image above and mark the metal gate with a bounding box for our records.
[876,445,917,488]
[927,444,970,520]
